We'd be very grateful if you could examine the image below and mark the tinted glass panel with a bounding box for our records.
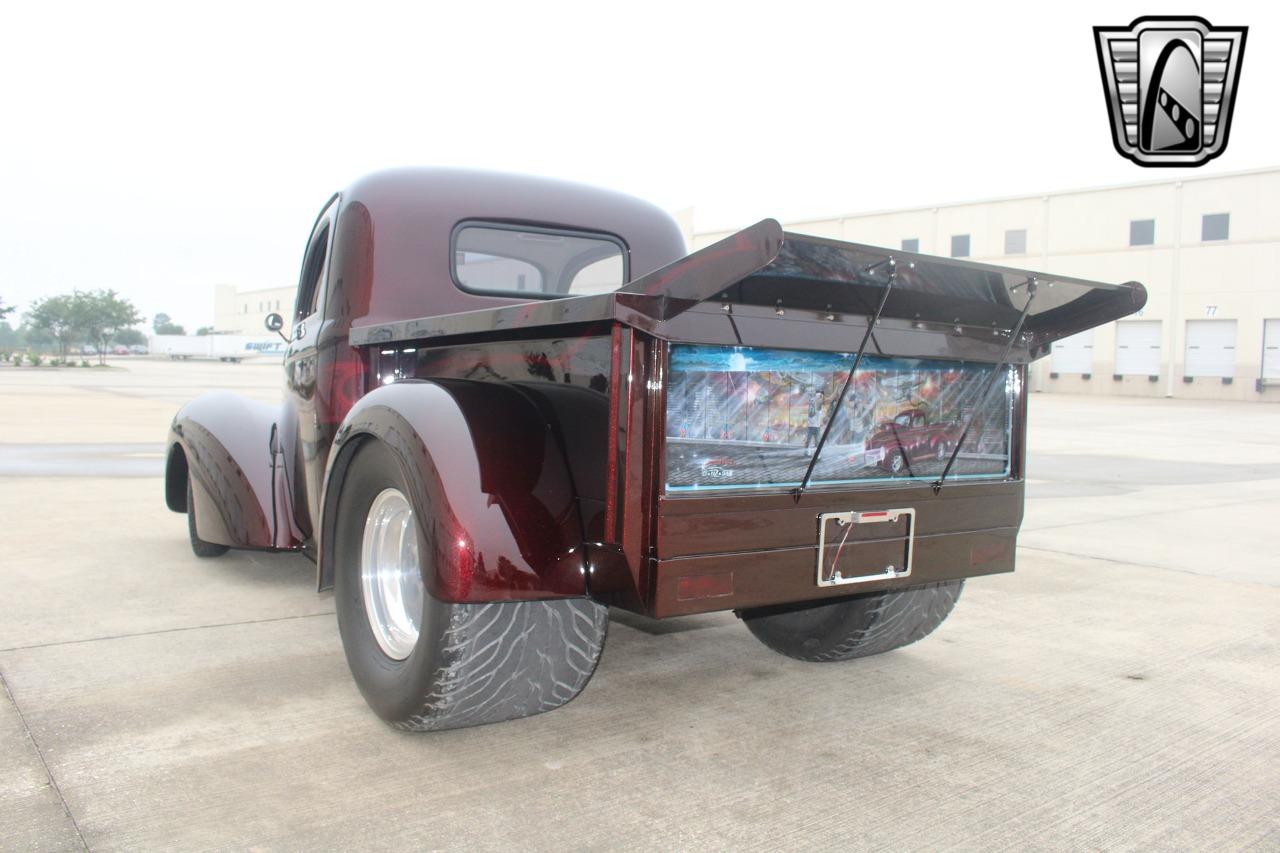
[951,234,970,257]
[901,238,919,252]
[1130,219,1155,246]
[1201,213,1229,242]
[454,225,626,297]
[665,344,1014,492]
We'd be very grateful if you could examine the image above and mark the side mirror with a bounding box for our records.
[264,312,289,343]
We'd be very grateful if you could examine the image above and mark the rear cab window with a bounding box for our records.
[452,222,628,298]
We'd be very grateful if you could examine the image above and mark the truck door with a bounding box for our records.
[285,199,337,538]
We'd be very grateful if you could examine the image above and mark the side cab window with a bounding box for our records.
[294,198,338,324]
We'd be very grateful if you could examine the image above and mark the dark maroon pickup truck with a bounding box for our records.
[164,169,1145,731]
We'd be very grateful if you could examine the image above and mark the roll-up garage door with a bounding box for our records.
[1184,320,1237,378]
[1114,321,1162,376]
[1264,320,1280,381]
[1051,328,1095,374]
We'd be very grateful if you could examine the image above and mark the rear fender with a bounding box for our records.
[317,379,587,603]
[166,392,282,549]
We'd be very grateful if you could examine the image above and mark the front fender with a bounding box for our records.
[166,392,280,549]
[318,379,587,603]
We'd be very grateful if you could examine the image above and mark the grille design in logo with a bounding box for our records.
[1094,16,1247,167]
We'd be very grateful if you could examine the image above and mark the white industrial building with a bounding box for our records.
[687,166,1280,401]
[213,283,295,336]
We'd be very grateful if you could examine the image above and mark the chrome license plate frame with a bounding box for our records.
[816,508,916,587]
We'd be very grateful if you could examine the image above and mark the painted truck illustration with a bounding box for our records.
[165,169,1145,731]
[867,407,964,474]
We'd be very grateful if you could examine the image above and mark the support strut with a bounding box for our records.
[932,279,1038,494]
[794,258,898,498]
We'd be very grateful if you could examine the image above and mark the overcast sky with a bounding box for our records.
[3,0,1275,329]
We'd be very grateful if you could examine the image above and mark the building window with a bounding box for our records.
[951,234,970,258]
[1202,212,1230,242]
[258,301,263,311]
[242,304,247,314]
[901,238,919,252]
[1130,219,1155,246]
[1004,229,1027,255]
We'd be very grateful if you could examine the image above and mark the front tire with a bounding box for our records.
[740,581,963,662]
[333,439,608,731]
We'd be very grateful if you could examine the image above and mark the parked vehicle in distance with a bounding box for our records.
[149,334,286,362]
[867,407,963,474]
[164,168,1146,731]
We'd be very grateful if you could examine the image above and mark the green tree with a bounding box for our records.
[152,312,187,335]
[195,326,214,336]
[0,321,22,349]
[112,327,147,347]
[0,296,14,320]
[71,290,143,365]
[23,325,51,349]
[26,295,80,360]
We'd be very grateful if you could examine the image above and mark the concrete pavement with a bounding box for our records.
[1,360,1277,850]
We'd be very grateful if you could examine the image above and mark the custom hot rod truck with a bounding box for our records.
[166,169,1145,731]
[866,407,964,475]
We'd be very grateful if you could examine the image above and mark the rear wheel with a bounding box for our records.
[187,475,229,558]
[334,439,608,731]
[740,581,963,662]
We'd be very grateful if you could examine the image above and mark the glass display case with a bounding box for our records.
[665,344,1015,491]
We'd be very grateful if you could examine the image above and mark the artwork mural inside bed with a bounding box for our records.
[665,344,1015,491]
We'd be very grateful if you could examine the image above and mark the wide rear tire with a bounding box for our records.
[741,580,963,662]
[333,439,608,731]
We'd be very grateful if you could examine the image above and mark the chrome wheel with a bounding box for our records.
[360,488,424,660]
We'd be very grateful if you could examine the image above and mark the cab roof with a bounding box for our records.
[336,168,688,328]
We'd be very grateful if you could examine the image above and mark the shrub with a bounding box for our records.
[80,359,91,367]
[27,353,43,367]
